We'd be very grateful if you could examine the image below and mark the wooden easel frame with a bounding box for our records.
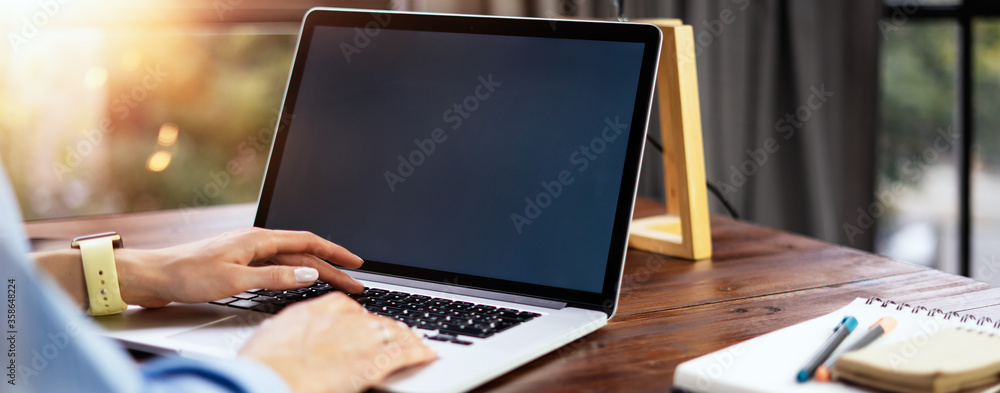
[628,20,712,260]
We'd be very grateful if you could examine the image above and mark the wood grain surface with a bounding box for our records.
[24,198,1000,392]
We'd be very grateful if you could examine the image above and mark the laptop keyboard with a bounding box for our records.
[209,281,541,345]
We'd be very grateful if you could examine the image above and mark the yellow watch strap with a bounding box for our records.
[76,236,128,316]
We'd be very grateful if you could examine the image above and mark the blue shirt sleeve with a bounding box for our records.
[0,162,288,393]
[141,356,290,393]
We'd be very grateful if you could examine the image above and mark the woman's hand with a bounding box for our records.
[116,227,366,308]
[240,293,437,393]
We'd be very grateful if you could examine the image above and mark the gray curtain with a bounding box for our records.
[603,0,881,251]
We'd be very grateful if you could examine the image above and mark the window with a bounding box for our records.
[876,0,1000,284]
[0,2,374,221]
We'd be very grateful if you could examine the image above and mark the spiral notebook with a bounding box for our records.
[673,297,1000,393]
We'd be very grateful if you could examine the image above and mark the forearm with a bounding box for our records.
[30,248,167,309]
[31,249,87,308]
[28,228,367,312]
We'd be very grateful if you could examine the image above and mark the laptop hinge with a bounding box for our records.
[347,271,567,310]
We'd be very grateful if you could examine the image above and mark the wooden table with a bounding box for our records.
[25,198,1000,392]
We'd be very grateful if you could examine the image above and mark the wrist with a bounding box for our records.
[32,249,89,309]
[115,248,170,308]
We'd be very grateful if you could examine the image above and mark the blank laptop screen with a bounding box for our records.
[260,16,651,296]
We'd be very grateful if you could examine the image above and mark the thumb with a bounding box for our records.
[243,266,319,290]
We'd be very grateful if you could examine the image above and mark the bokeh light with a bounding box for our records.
[145,150,172,172]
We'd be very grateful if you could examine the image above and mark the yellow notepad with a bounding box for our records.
[834,326,1000,393]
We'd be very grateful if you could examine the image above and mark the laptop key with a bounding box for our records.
[450,302,473,311]
[415,320,439,330]
[495,310,523,320]
[494,321,520,332]
[228,299,262,309]
[279,293,304,301]
[426,306,446,314]
[439,324,494,338]
[233,292,257,300]
[385,292,409,300]
[298,291,322,300]
[498,316,524,324]
[210,297,238,305]
[406,295,431,303]
[366,290,389,297]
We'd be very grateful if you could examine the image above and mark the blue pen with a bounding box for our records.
[796,316,858,382]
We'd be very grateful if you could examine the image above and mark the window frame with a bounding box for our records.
[881,0,1000,276]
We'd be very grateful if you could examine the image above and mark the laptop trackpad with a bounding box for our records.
[167,313,265,357]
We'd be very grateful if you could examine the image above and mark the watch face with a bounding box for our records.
[71,232,123,248]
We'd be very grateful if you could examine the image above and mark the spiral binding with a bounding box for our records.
[865,296,1000,330]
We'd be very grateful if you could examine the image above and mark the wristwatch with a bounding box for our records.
[71,232,128,316]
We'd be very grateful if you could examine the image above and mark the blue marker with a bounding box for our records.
[796,316,858,382]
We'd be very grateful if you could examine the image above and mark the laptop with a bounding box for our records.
[98,8,661,392]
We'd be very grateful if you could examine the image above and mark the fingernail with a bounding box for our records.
[294,267,319,283]
[351,276,364,288]
[355,255,365,264]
